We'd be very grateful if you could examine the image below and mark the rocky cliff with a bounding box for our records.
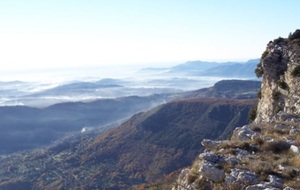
[255,30,300,122]
[173,30,300,190]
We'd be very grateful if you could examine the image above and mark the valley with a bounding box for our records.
[0,98,256,189]
[0,60,261,189]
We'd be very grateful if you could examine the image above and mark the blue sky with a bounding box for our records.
[0,0,299,70]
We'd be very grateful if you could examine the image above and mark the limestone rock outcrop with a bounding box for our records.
[173,30,300,190]
[255,32,300,122]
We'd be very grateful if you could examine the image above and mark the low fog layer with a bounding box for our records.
[0,60,259,107]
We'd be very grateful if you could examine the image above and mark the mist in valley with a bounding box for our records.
[0,59,260,155]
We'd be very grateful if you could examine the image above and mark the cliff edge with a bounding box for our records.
[173,30,300,190]
[255,30,300,122]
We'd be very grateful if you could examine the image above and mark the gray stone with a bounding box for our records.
[199,161,225,183]
[290,145,300,153]
[277,111,295,122]
[232,126,260,141]
[224,173,241,189]
[284,136,295,144]
[230,168,260,185]
[274,124,288,132]
[263,136,274,142]
[230,168,243,178]
[293,168,300,176]
[172,169,195,190]
[225,157,240,167]
[246,184,281,190]
[237,171,260,185]
[224,173,235,185]
[290,128,300,135]
[265,175,283,188]
[290,117,300,123]
[284,187,296,190]
[235,148,250,160]
[198,152,225,164]
[246,184,268,190]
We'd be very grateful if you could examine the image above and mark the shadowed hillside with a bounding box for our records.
[0,95,169,154]
[185,80,261,99]
[0,98,255,189]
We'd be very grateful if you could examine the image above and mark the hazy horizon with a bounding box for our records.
[0,0,299,73]
[0,58,259,82]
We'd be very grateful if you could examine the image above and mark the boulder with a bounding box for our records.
[265,175,283,188]
[199,152,225,164]
[230,168,260,185]
[224,157,240,167]
[235,148,250,160]
[290,145,300,153]
[198,161,225,183]
[232,126,260,141]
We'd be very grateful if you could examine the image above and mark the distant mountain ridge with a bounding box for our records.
[185,79,261,99]
[198,59,259,77]
[139,59,260,78]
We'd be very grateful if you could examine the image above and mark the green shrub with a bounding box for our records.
[276,80,288,90]
[255,63,264,78]
[291,38,300,46]
[261,50,269,59]
[264,141,290,154]
[255,51,268,78]
[257,90,262,99]
[272,91,280,100]
[254,137,264,146]
[291,65,300,77]
[273,37,285,44]
[288,29,300,41]
[251,126,262,133]
[249,103,258,121]
[187,172,198,184]
[274,105,282,114]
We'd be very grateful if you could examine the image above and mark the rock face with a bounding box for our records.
[255,33,300,122]
[173,30,300,190]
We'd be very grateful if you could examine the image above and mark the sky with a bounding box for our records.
[0,0,299,71]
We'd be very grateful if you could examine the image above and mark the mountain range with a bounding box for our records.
[140,59,260,78]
